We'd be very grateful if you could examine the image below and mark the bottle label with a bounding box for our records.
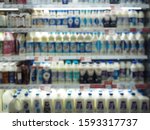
[74,17,80,28]
[132,71,138,80]
[56,18,63,26]
[131,101,138,112]
[34,100,41,113]
[138,18,144,25]
[93,41,99,53]
[19,40,26,54]
[65,101,72,112]
[94,17,99,26]
[34,42,41,54]
[58,71,65,82]
[62,0,68,4]
[113,70,120,80]
[38,69,43,84]
[141,102,148,112]
[49,19,56,26]
[62,18,68,26]
[32,19,37,26]
[44,101,51,113]
[48,42,55,53]
[76,101,83,112]
[129,17,137,26]
[55,42,63,53]
[101,71,107,80]
[79,42,85,53]
[9,72,15,83]
[26,42,34,54]
[63,42,70,53]
[106,41,114,54]
[40,42,48,53]
[3,41,15,55]
[23,101,30,113]
[122,40,130,53]
[99,41,106,54]
[55,101,62,112]
[37,19,43,26]
[68,17,74,28]
[97,101,104,112]
[70,42,77,53]
[85,42,92,53]
[86,101,93,112]
[120,101,127,112]
[109,101,115,112]
[31,68,37,83]
[80,17,87,27]
[139,71,144,81]
[66,71,72,82]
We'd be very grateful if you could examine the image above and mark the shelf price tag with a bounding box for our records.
[80,56,91,62]
[90,84,105,88]
[136,84,147,89]
[130,28,137,32]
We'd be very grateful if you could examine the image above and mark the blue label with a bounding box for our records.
[32,19,37,26]
[55,42,63,53]
[66,101,72,111]
[26,42,34,54]
[67,17,74,28]
[31,68,37,82]
[55,101,62,111]
[37,19,43,26]
[101,71,107,80]
[74,17,80,28]
[81,17,87,27]
[9,72,15,83]
[120,101,127,111]
[40,42,48,53]
[131,101,138,112]
[34,42,41,53]
[93,41,99,53]
[62,18,68,26]
[63,42,70,53]
[49,19,56,26]
[86,101,93,110]
[66,71,73,82]
[23,101,30,113]
[109,101,115,111]
[97,101,104,110]
[76,101,83,111]
[56,18,63,26]
[79,42,85,53]
[34,100,41,113]
[94,18,99,26]
[62,0,68,4]
[70,42,77,53]
[48,42,55,53]
[129,17,137,26]
[139,18,144,24]
[113,70,120,80]
[85,42,92,53]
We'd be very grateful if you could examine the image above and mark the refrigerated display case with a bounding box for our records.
[0,0,150,113]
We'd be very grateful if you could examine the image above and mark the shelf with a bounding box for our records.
[0,55,148,62]
[0,27,150,33]
[0,83,148,89]
[1,3,149,10]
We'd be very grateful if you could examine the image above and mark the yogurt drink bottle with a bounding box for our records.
[65,60,73,83]
[121,33,130,55]
[137,61,145,83]
[72,60,80,84]
[48,32,55,55]
[55,33,63,55]
[34,32,41,56]
[129,10,138,28]
[136,32,145,55]
[70,32,77,55]
[113,61,120,83]
[33,93,43,113]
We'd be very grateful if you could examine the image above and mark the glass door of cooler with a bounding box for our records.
[0,0,150,113]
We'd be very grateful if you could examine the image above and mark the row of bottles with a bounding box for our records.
[3,0,149,4]
[1,88,149,113]
[0,60,145,85]
[0,32,146,56]
[0,10,146,28]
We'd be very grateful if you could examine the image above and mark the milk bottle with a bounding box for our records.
[122,10,129,28]
[101,61,107,83]
[92,32,99,55]
[127,92,139,113]
[84,33,92,54]
[37,62,44,84]
[75,91,84,113]
[87,63,94,83]
[51,62,58,84]
[70,32,77,55]
[117,11,123,28]
[41,32,48,56]
[63,32,70,55]
[57,61,65,83]
[34,32,41,56]
[120,61,126,81]
[33,93,43,113]
[136,33,145,55]
[107,61,114,82]
[8,62,16,84]
[95,90,106,113]
[121,33,130,55]
[30,62,38,84]
[113,61,120,83]
[99,33,106,54]
[129,10,138,28]
[0,12,6,28]
[129,33,137,55]
[72,60,79,84]
[126,61,132,81]
[65,60,73,83]
[106,91,117,113]
[138,94,149,113]
[53,89,65,113]
[80,10,87,28]
[130,61,138,82]
[114,34,121,54]
[137,61,144,83]
[26,32,34,56]
[48,32,55,55]
[138,11,144,28]
[106,35,114,54]
[117,92,128,113]
[43,93,53,113]
[94,62,102,83]
[2,63,9,84]
[55,33,63,55]
[22,93,32,113]
[84,91,95,113]
[79,63,87,84]
[65,90,75,113]
[78,33,85,54]
[2,90,15,112]
[9,94,23,113]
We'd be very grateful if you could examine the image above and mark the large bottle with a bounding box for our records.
[79,62,87,84]
[84,33,92,54]
[107,61,114,82]
[120,61,126,81]
[113,61,120,83]
[138,11,144,28]
[99,33,106,54]
[43,93,53,113]
[101,61,107,83]
[94,62,102,84]
[55,32,63,55]
[30,62,38,84]
[129,10,138,28]
[33,93,43,113]
[26,32,34,56]
[136,32,145,55]
[65,60,73,83]
[130,61,139,82]
[57,61,65,84]
[70,32,77,55]
[51,62,58,84]
[72,60,79,84]
[41,32,48,56]
[106,35,114,54]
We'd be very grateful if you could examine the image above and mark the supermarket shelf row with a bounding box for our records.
[0,3,149,10]
[0,27,150,33]
[0,83,148,89]
[0,55,148,62]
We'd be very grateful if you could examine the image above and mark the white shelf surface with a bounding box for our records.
[0,27,149,33]
[1,3,149,10]
[0,55,148,62]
